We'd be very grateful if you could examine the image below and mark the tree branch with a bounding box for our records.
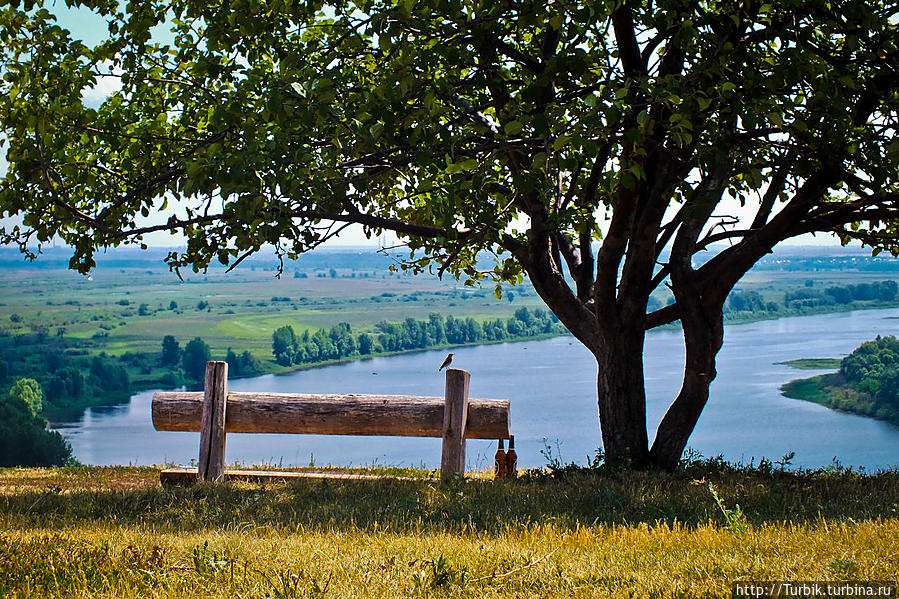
[611,6,647,78]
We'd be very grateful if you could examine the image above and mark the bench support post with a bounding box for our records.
[440,368,470,479]
[198,361,228,482]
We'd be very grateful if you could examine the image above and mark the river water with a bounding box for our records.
[55,309,899,471]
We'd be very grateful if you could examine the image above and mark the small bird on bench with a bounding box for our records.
[438,353,454,371]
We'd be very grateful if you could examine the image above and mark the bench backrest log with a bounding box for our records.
[152,362,511,481]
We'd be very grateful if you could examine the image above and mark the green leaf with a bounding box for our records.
[504,121,523,136]
[620,172,636,190]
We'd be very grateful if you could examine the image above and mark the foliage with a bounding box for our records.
[727,290,767,313]
[841,336,899,389]
[89,354,130,393]
[0,383,72,466]
[2,1,897,273]
[837,336,899,423]
[782,336,899,425]
[271,309,564,367]
[0,332,133,415]
[181,337,212,381]
[8,378,42,416]
[726,280,898,316]
[2,0,899,468]
[271,325,298,366]
[225,348,263,377]
[161,335,181,367]
[707,482,749,535]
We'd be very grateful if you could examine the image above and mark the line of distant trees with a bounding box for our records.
[160,336,263,381]
[272,308,565,367]
[0,328,131,416]
[724,280,898,316]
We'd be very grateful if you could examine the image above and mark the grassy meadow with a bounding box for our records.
[0,462,897,598]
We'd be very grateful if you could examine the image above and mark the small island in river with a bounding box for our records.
[781,336,899,426]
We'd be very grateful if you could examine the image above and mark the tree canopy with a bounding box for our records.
[182,337,212,380]
[8,377,42,416]
[161,334,181,367]
[840,335,899,412]
[1,378,72,467]
[2,0,898,468]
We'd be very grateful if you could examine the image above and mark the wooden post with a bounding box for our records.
[198,361,228,482]
[440,368,470,480]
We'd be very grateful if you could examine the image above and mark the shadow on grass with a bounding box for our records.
[2,461,897,533]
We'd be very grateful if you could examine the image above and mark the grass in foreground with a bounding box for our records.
[0,461,897,598]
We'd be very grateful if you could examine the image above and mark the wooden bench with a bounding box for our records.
[152,361,511,484]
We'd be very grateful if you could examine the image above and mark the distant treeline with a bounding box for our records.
[782,335,899,425]
[0,329,262,421]
[0,331,131,416]
[722,280,898,317]
[272,308,565,367]
[159,335,263,381]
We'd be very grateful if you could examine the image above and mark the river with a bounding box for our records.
[55,309,899,471]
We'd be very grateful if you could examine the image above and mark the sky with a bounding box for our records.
[0,4,849,251]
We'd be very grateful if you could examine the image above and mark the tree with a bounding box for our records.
[181,337,212,380]
[2,378,71,466]
[89,355,130,392]
[2,1,899,469]
[161,335,181,367]
[8,378,42,416]
[272,325,298,366]
[0,389,72,467]
[239,350,263,375]
[358,332,374,355]
[226,347,239,373]
[226,347,264,376]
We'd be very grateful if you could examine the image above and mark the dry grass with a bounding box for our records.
[0,464,897,598]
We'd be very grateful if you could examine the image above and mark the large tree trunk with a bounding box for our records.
[649,302,725,470]
[596,325,651,468]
